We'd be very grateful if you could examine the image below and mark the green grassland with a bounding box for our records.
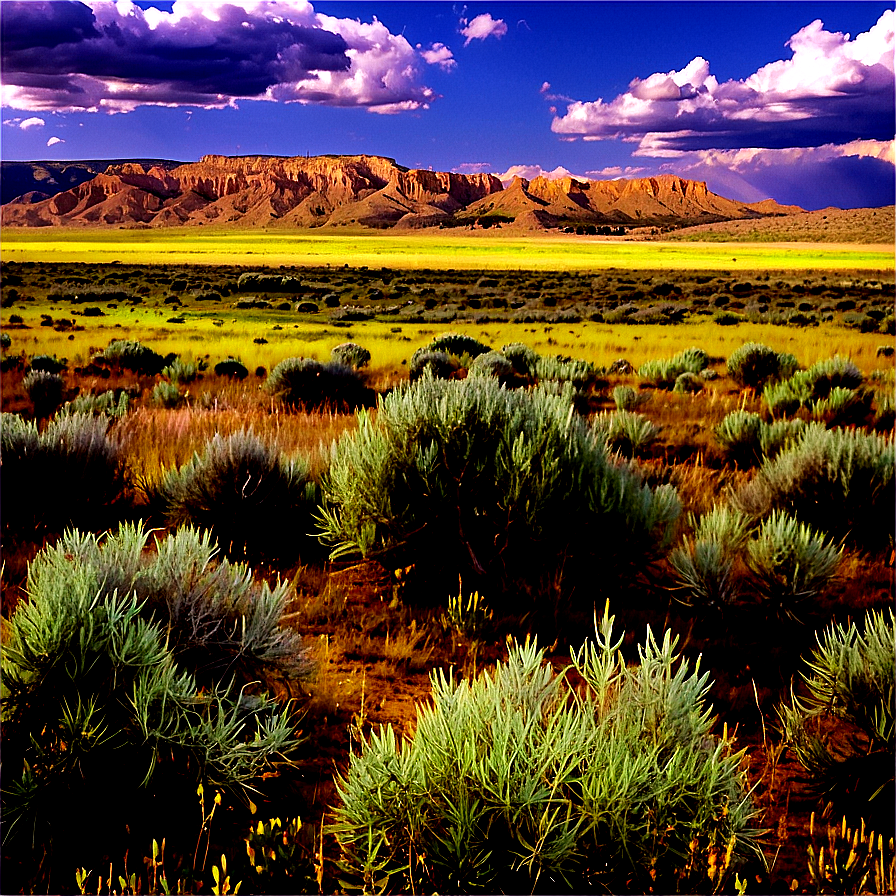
[2,226,893,270]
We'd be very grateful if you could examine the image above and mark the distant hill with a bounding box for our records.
[654,205,895,244]
[1,159,183,206]
[1,153,802,230]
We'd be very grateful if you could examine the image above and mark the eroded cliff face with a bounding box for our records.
[0,153,796,229]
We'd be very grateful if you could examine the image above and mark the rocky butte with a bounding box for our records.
[0,154,801,230]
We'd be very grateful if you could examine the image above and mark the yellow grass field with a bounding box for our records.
[2,227,893,271]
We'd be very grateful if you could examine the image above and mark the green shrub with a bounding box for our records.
[61,389,130,418]
[805,356,863,397]
[161,355,206,385]
[409,348,457,380]
[669,505,751,610]
[1,524,301,886]
[331,342,371,370]
[726,343,798,390]
[1,413,129,538]
[593,409,660,457]
[0,331,11,350]
[214,357,249,379]
[266,357,369,410]
[759,418,806,459]
[612,385,642,411]
[673,371,703,394]
[319,374,679,612]
[151,380,187,409]
[639,347,708,389]
[424,332,491,360]
[535,354,599,389]
[714,310,743,326]
[158,430,319,561]
[468,350,517,384]
[715,410,763,467]
[745,511,840,618]
[810,387,873,427]
[29,353,67,374]
[779,608,894,824]
[23,369,66,418]
[94,340,166,375]
[734,425,894,550]
[236,272,304,292]
[501,342,539,378]
[333,613,760,894]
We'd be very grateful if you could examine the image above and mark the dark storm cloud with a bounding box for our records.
[1,1,435,113]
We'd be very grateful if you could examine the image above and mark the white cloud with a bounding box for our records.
[460,13,508,47]
[20,117,46,130]
[496,163,581,185]
[46,136,64,147]
[552,10,895,152]
[418,42,456,71]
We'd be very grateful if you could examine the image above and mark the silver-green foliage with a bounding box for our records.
[266,357,367,409]
[2,523,300,853]
[61,389,130,418]
[333,610,760,894]
[151,380,187,409]
[593,409,660,457]
[158,429,319,561]
[714,411,763,467]
[734,424,894,549]
[745,511,841,617]
[94,339,166,375]
[319,374,679,607]
[23,369,66,417]
[612,385,647,412]
[763,356,864,418]
[0,412,128,536]
[670,505,752,609]
[779,608,894,810]
[162,355,206,385]
[639,347,709,389]
[726,343,798,390]
[331,342,371,370]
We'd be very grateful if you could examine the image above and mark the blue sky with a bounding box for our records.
[2,1,893,209]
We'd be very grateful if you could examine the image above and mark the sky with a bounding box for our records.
[1,0,894,210]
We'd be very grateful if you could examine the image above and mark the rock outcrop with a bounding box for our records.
[1,154,801,229]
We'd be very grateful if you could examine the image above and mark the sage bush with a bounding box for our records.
[734,425,894,550]
[266,357,369,410]
[333,611,761,894]
[93,339,167,375]
[727,343,798,390]
[779,608,894,824]
[331,342,371,370]
[639,347,709,389]
[158,429,319,561]
[23,369,66,418]
[593,409,660,458]
[1,523,301,887]
[60,389,130,418]
[319,374,679,613]
[745,511,841,619]
[1,412,129,538]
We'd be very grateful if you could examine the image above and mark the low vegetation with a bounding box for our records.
[1,257,893,895]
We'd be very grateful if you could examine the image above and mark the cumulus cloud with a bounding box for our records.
[46,136,64,146]
[552,10,895,152]
[418,42,456,71]
[0,0,438,114]
[496,163,582,185]
[460,13,508,47]
[19,116,46,130]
